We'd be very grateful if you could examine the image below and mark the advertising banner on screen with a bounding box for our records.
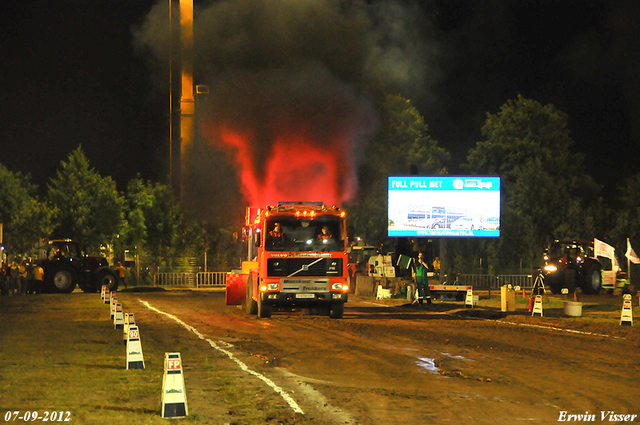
[388,176,500,237]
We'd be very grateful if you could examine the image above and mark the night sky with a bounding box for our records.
[1,1,638,207]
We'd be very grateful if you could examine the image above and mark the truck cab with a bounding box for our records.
[227,203,349,318]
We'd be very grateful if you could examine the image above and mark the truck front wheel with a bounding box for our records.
[258,294,272,318]
[330,302,344,319]
[245,275,258,315]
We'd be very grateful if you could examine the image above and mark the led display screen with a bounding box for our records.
[388,176,501,237]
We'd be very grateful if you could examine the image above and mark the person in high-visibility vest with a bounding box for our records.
[116,262,128,289]
[33,264,44,294]
[412,252,432,305]
[433,256,441,278]
[17,259,27,295]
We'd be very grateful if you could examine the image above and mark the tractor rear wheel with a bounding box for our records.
[95,269,119,293]
[583,264,602,295]
[563,269,577,294]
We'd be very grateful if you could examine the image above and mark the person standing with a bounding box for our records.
[412,252,432,305]
[116,262,128,289]
[17,258,27,295]
[26,260,34,294]
[8,260,18,295]
[0,262,7,295]
[33,263,44,294]
[433,256,441,278]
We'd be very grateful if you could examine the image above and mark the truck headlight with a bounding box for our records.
[261,283,279,292]
[543,264,557,273]
[331,282,348,291]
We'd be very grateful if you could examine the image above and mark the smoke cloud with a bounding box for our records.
[134,0,434,220]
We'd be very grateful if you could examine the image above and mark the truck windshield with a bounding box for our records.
[264,216,344,252]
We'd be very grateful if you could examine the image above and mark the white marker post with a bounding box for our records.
[123,313,135,345]
[161,352,188,419]
[126,325,145,370]
[465,289,474,308]
[104,287,110,304]
[621,294,633,326]
[110,295,117,320]
[531,295,543,317]
[113,303,125,330]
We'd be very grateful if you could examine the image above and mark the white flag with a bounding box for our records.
[626,238,640,264]
[594,238,615,259]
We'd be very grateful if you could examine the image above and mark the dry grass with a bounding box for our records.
[0,292,290,425]
[0,293,169,424]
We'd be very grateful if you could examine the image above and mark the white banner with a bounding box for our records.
[595,238,620,271]
[594,238,615,259]
[626,238,640,264]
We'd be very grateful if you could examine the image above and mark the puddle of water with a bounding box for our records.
[415,357,442,375]
[439,351,475,362]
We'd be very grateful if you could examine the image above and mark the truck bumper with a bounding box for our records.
[261,291,348,307]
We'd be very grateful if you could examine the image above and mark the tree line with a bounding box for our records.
[0,146,240,279]
[2,94,639,276]
[347,94,640,274]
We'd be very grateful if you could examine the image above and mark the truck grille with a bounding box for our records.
[280,278,330,292]
[267,258,343,277]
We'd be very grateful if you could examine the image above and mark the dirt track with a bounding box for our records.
[115,289,639,424]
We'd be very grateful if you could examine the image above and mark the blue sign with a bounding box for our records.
[388,176,501,238]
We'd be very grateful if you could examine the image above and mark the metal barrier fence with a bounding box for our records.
[497,274,533,290]
[196,272,227,287]
[153,272,227,287]
[152,272,531,290]
[458,274,533,290]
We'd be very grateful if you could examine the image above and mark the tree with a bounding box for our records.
[612,172,640,256]
[0,163,55,257]
[349,94,449,245]
[122,177,179,265]
[47,146,125,252]
[124,177,213,269]
[465,95,605,271]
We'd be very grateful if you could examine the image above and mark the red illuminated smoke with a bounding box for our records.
[211,123,359,208]
[200,61,377,209]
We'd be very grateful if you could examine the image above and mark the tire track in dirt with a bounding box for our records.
[138,298,358,424]
[139,299,304,414]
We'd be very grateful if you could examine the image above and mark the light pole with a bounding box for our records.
[169,0,194,201]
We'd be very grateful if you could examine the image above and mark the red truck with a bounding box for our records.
[226,202,349,318]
